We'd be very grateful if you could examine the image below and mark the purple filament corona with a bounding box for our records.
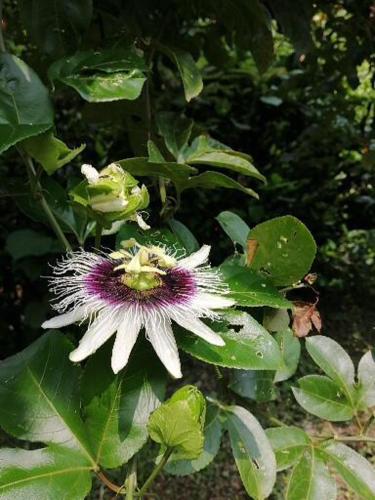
[84,259,197,310]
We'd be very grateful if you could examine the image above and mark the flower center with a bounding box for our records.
[109,239,177,292]
[121,271,162,291]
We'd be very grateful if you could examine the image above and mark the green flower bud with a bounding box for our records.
[70,163,150,229]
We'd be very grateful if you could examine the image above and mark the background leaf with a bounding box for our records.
[266,426,310,471]
[358,351,375,407]
[274,329,301,382]
[216,211,250,250]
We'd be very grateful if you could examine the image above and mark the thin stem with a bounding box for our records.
[95,222,102,248]
[138,448,173,498]
[333,435,375,443]
[96,471,124,495]
[125,458,137,500]
[19,150,72,251]
[363,413,375,434]
[0,0,6,52]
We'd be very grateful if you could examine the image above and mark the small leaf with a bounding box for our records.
[225,406,276,499]
[305,336,355,396]
[0,446,92,499]
[320,442,375,499]
[292,301,322,338]
[229,370,277,402]
[286,446,337,500]
[6,229,63,260]
[164,405,222,476]
[181,171,259,198]
[160,46,203,101]
[247,215,317,286]
[216,211,250,250]
[292,375,354,421]
[220,258,292,309]
[19,0,92,57]
[176,310,282,370]
[148,386,206,461]
[266,426,310,471]
[168,219,199,254]
[22,132,85,174]
[156,112,193,159]
[49,49,147,102]
[0,54,54,153]
[274,329,301,382]
[358,351,375,407]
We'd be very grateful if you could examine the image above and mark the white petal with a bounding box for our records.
[91,197,128,213]
[111,313,142,374]
[136,213,150,230]
[42,306,87,329]
[145,317,182,378]
[177,245,211,270]
[193,292,236,310]
[69,309,121,363]
[81,164,100,184]
[173,314,225,346]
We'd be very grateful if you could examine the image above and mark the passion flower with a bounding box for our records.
[42,241,235,378]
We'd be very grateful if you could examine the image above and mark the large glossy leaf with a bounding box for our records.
[220,258,291,309]
[19,0,92,56]
[306,336,355,398]
[247,215,316,286]
[183,135,265,181]
[164,405,222,476]
[159,45,203,101]
[0,446,92,499]
[292,375,354,421]
[0,332,95,467]
[358,351,375,407]
[49,49,147,102]
[274,329,301,382]
[81,343,167,469]
[225,406,276,499]
[286,447,336,500]
[266,426,310,471]
[216,211,250,250]
[229,370,277,402]
[0,54,53,153]
[176,310,282,370]
[22,132,85,174]
[320,442,375,499]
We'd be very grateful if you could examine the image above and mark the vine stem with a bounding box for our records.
[96,471,124,495]
[137,448,173,498]
[19,151,72,251]
[95,222,102,248]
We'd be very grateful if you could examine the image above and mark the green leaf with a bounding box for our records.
[181,171,259,198]
[156,112,193,160]
[225,405,276,499]
[19,0,92,57]
[0,54,54,154]
[266,426,310,471]
[247,215,317,286]
[176,310,282,370]
[243,0,274,73]
[306,336,355,396]
[118,157,196,188]
[320,442,375,499]
[358,351,375,407]
[0,332,96,467]
[274,329,301,382]
[148,386,206,461]
[292,375,354,421]
[164,405,222,476]
[183,136,265,182]
[286,447,337,500]
[81,343,166,469]
[6,229,63,260]
[263,309,290,332]
[168,219,199,254]
[22,132,85,174]
[49,49,146,102]
[229,370,277,402]
[220,258,292,309]
[216,211,250,250]
[0,446,92,499]
[160,46,203,101]
[147,140,166,162]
